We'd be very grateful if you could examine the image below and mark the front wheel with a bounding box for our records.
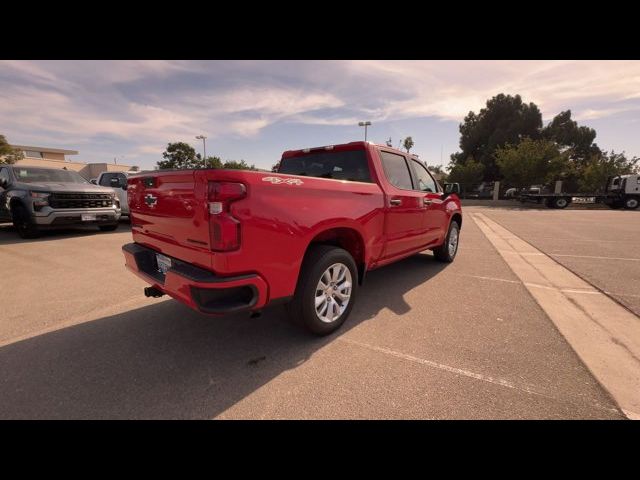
[11,204,40,239]
[433,220,460,263]
[286,245,358,336]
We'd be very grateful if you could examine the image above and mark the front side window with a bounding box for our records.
[379,151,413,190]
[411,159,437,193]
[99,173,118,186]
[0,167,10,185]
[10,167,89,184]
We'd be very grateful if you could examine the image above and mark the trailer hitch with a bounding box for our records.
[144,286,165,298]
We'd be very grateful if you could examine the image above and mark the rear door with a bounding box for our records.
[378,150,430,259]
[408,158,447,245]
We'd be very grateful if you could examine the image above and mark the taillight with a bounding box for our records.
[208,181,246,251]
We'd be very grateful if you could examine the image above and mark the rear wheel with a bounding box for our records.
[11,203,40,239]
[552,197,570,209]
[433,220,460,263]
[624,197,639,210]
[286,245,358,336]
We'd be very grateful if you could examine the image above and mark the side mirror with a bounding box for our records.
[90,179,97,185]
[444,182,460,195]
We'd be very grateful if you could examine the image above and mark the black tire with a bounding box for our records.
[433,220,460,263]
[624,197,639,210]
[99,224,118,232]
[552,197,570,209]
[286,245,358,336]
[11,203,40,239]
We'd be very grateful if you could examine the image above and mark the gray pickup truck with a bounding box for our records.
[0,165,121,238]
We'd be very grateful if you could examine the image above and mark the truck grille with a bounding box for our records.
[49,193,114,209]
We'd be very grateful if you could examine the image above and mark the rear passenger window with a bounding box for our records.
[379,151,413,190]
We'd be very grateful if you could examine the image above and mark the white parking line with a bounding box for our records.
[461,274,604,295]
[338,337,621,415]
[339,338,549,395]
[472,212,640,420]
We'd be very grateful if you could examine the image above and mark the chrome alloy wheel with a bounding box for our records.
[314,262,352,323]
[448,226,459,257]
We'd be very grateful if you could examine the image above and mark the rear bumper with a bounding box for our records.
[122,242,268,315]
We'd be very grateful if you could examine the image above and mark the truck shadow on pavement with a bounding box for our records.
[0,220,131,245]
[0,253,447,419]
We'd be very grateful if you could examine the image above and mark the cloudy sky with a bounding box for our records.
[1,60,639,170]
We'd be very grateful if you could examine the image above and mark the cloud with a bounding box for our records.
[1,60,640,167]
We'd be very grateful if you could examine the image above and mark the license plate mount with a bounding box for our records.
[156,253,172,275]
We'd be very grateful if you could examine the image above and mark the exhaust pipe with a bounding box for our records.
[144,286,165,298]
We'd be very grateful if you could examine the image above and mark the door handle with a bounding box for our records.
[390,198,402,206]
[423,198,433,205]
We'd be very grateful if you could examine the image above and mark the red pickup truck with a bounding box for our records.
[122,141,462,335]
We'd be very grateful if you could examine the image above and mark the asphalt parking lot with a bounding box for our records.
[0,208,637,419]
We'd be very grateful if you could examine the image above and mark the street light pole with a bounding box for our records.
[358,121,372,141]
[196,135,207,167]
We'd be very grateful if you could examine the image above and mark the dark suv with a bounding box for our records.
[0,165,121,238]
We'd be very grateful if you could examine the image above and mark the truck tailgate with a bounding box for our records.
[128,170,212,269]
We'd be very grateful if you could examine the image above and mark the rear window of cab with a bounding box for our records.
[278,150,372,183]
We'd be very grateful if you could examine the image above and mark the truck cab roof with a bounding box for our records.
[281,141,421,161]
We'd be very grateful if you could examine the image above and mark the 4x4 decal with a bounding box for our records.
[262,176,304,185]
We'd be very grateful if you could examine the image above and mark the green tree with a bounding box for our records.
[223,159,257,170]
[578,151,639,193]
[157,142,205,169]
[450,93,543,180]
[542,110,600,162]
[403,136,414,153]
[0,135,24,165]
[447,157,485,188]
[495,138,565,189]
[205,156,223,169]
[271,162,280,172]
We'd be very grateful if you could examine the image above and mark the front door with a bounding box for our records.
[408,158,447,246]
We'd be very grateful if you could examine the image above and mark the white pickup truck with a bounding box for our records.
[91,171,131,216]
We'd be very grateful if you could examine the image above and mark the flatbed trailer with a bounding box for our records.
[517,174,640,210]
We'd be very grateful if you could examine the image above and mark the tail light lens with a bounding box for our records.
[208,181,246,251]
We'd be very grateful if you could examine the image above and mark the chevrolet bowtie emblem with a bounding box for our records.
[144,194,158,207]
